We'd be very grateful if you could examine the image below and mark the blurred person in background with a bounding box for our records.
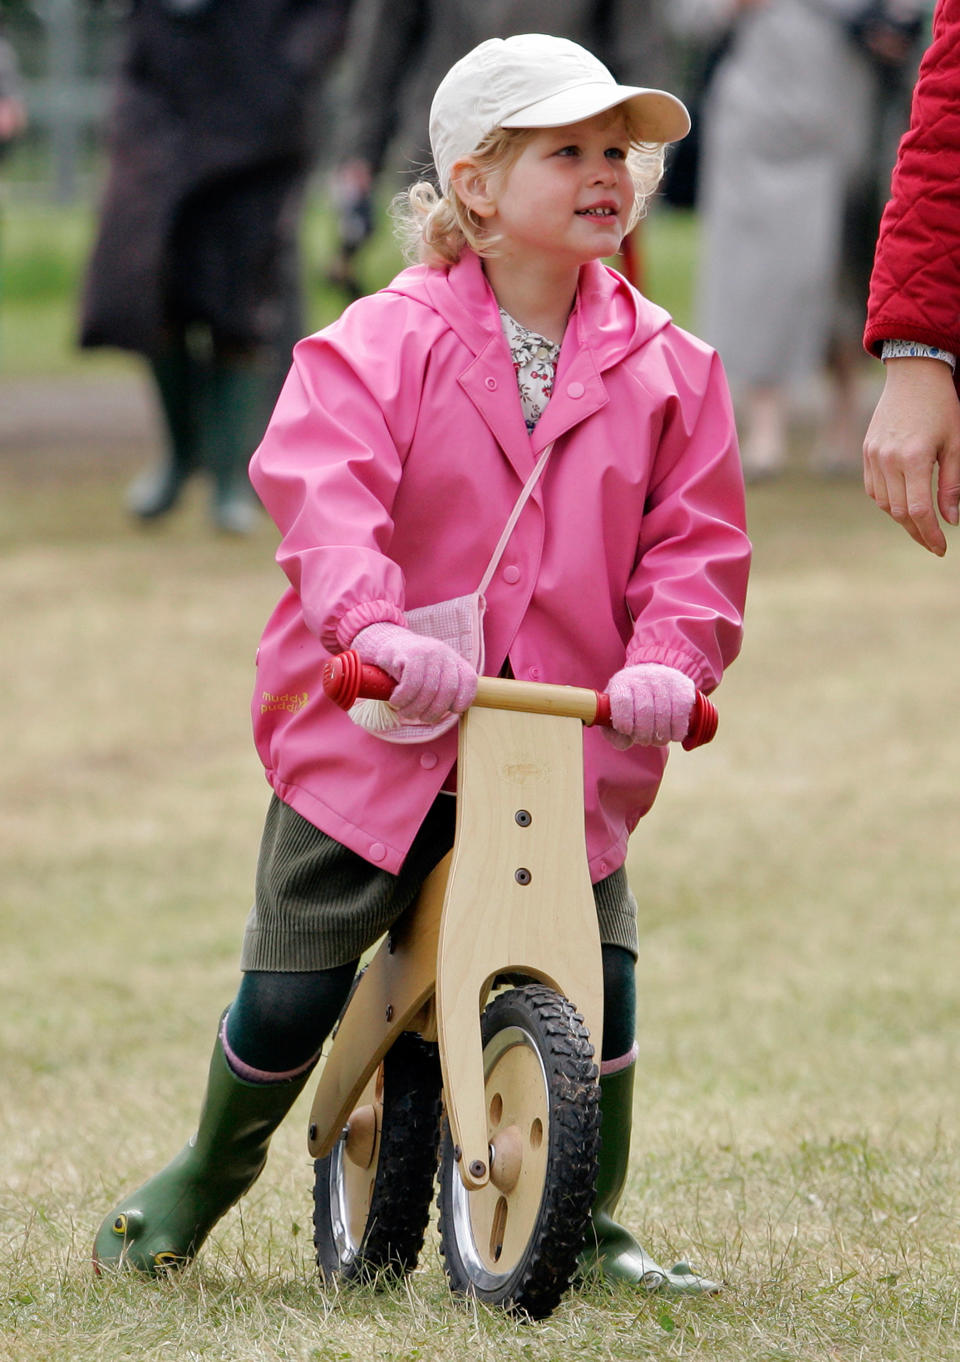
[862,0,960,557]
[671,0,927,480]
[0,25,26,152]
[0,19,27,326]
[79,0,352,534]
[327,0,673,297]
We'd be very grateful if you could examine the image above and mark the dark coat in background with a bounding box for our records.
[80,0,351,357]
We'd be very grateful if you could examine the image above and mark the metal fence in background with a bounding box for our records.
[3,0,123,202]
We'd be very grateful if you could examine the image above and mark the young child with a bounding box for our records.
[94,34,750,1295]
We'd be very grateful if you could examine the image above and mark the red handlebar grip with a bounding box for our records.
[682,690,718,750]
[592,691,612,727]
[321,651,394,709]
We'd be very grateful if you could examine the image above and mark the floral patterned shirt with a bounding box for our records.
[499,307,562,434]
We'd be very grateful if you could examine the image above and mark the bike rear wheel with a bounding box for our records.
[314,1030,442,1284]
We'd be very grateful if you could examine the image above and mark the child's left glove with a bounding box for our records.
[603,663,697,749]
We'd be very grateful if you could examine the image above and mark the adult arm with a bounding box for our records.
[863,0,960,552]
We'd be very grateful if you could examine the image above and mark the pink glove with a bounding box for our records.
[352,622,478,724]
[604,663,697,749]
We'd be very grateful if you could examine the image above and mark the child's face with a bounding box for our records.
[483,110,634,271]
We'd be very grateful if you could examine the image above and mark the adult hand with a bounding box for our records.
[603,663,697,749]
[863,357,960,556]
[351,622,478,724]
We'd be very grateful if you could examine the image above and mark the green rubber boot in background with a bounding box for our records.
[93,1025,311,1274]
[202,359,270,535]
[581,1058,722,1295]
[127,340,200,520]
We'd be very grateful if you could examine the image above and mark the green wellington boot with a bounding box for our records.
[581,1058,722,1296]
[202,360,269,535]
[93,1025,311,1274]
[127,343,200,520]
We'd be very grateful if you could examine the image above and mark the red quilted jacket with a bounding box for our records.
[864,0,960,358]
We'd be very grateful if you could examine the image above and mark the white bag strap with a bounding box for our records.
[477,442,555,597]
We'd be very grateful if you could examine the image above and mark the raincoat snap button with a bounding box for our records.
[420,751,438,770]
[567,381,585,398]
[369,843,386,862]
[484,376,497,390]
[503,565,520,584]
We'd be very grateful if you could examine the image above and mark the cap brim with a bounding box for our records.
[500,81,690,143]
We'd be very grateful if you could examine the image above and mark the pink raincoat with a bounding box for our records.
[250,251,750,881]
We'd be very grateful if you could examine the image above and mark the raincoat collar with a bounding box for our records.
[386,250,673,468]
[389,250,673,367]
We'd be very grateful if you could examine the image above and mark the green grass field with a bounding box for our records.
[2,195,960,1360]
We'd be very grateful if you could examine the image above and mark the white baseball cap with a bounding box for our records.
[429,33,691,192]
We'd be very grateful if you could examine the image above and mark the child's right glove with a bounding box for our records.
[351,622,478,724]
[604,662,697,749]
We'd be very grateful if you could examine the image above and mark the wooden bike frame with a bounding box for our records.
[307,678,606,1193]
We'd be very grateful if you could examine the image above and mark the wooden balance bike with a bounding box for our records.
[308,652,717,1319]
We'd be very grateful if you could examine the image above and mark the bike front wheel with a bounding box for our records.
[437,984,600,1319]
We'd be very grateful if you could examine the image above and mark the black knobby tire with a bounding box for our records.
[313,1029,442,1284]
[436,984,600,1320]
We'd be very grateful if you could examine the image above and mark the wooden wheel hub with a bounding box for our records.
[489,1125,523,1194]
[344,1104,378,1170]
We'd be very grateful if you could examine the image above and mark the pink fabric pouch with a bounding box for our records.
[348,591,487,742]
[349,442,554,744]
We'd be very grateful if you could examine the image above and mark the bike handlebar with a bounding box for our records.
[322,650,718,751]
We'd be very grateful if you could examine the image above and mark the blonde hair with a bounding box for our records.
[392,119,666,268]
